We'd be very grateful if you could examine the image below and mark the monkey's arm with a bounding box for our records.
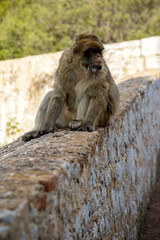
[79,97,107,132]
[105,69,120,116]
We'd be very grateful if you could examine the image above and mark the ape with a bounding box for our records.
[22,34,119,142]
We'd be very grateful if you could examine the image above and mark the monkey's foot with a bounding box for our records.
[69,119,83,131]
[22,129,53,142]
[77,124,93,132]
[69,120,93,132]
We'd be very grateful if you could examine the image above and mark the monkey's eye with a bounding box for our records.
[84,50,93,57]
[84,49,102,58]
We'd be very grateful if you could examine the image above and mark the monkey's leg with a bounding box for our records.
[22,91,53,142]
[22,88,65,141]
[41,87,65,132]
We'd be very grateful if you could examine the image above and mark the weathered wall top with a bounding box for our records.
[0,36,160,144]
[0,74,160,239]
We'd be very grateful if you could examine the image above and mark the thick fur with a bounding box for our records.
[22,34,119,142]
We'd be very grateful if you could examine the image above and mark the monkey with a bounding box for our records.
[22,34,119,142]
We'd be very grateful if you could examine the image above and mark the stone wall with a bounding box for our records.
[0,75,160,239]
[0,36,160,144]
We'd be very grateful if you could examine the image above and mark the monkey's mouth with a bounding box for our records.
[90,64,102,72]
[81,62,102,73]
[89,61,102,72]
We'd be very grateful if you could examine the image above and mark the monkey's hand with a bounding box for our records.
[22,128,53,142]
[69,119,83,131]
[69,120,93,132]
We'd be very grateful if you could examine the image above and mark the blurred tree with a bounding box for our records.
[0,0,159,60]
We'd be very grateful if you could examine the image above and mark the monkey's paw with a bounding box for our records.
[69,120,93,132]
[22,129,53,142]
[69,119,83,131]
[77,124,93,132]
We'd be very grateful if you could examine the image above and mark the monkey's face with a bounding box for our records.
[73,39,104,74]
[84,49,103,72]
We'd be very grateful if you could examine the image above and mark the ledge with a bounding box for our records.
[1,36,160,144]
[0,74,160,239]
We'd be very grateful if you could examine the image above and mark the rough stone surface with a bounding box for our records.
[0,75,160,239]
[0,36,160,144]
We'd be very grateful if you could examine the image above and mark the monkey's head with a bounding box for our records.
[73,34,104,74]
[75,34,100,43]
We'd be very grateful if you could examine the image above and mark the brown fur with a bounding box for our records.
[22,34,119,142]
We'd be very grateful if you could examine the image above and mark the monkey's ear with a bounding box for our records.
[73,44,80,54]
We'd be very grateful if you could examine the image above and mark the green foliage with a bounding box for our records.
[6,117,22,137]
[0,0,159,60]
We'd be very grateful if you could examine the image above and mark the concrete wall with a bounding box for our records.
[0,36,160,144]
[0,75,160,239]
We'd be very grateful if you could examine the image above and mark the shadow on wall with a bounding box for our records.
[140,149,160,239]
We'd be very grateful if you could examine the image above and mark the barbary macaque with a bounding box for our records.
[22,34,119,142]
